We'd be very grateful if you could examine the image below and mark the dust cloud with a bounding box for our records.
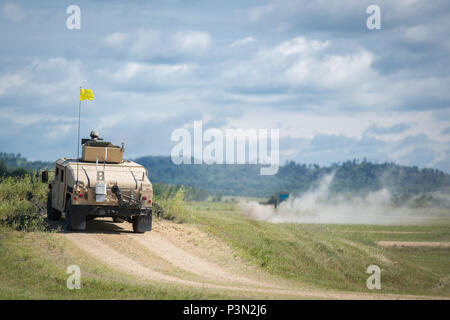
[240,173,448,225]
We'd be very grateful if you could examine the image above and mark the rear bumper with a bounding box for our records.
[72,204,152,217]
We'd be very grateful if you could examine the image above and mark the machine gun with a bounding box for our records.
[111,184,141,209]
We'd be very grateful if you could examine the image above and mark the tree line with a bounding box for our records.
[138,156,450,197]
[2,152,449,198]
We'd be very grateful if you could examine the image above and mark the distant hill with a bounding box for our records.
[136,156,450,197]
[0,152,52,177]
[2,152,449,197]
[0,152,53,172]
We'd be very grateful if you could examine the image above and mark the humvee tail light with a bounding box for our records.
[79,193,83,198]
[148,199,152,203]
[142,196,147,201]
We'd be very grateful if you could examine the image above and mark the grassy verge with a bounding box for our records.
[0,175,49,232]
[0,226,237,299]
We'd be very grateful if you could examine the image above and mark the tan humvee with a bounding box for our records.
[44,131,153,233]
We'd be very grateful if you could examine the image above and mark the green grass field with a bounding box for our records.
[0,176,449,299]
[180,202,450,297]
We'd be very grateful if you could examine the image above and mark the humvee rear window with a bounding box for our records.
[55,168,59,178]
[60,170,64,182]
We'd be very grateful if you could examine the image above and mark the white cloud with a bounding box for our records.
[98,61,191,84]
[172,30,211,52]
[230,37,256,48]
[0,58,86,106]
[403,25,429,43]
[103,32,128,48]
[274,37,329,56]
[247,3,276,22]
[129,29,211,59]
[130,29,162,59]
[0,73,28,96]
[319,51,373,87]
[220,37,375,92]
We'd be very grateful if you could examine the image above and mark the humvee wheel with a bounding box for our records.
[47,191,61,221]
[132,214,152,233]
[65,198,86,231]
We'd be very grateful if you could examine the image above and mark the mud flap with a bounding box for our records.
[68,212,87,231]
[132,214,152,233]
[65,199,86,231]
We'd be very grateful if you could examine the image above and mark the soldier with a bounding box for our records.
[84,130,106,146]
[90,130,99,141]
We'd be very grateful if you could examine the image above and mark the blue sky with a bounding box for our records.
[0,0,449,172]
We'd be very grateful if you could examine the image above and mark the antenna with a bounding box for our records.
[104,146,107,171]
[76,86,81,185]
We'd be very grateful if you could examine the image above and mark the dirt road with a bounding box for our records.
[62,218,444,299]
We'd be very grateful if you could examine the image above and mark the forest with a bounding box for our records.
[1,152,449,200]
[137,156,450,197]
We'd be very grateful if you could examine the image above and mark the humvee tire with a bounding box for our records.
[47,191,61,221]
[65,198,86,231]
[132,214,152,233]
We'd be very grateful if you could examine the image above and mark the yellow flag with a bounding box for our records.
[80,88,94,101]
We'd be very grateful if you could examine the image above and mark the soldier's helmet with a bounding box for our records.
[90,130,99,140]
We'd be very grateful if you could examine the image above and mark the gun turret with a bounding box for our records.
[81,130,124,163]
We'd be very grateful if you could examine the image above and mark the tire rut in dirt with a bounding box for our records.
[128,233,260,286]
